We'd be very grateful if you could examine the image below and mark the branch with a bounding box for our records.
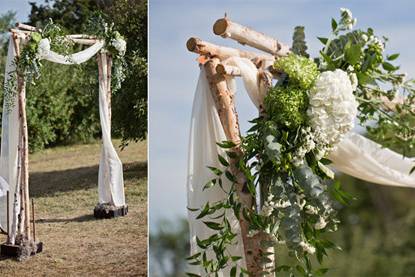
[186,37,274,62]
[213,17,291,57]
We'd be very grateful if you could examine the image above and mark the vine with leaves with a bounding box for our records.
[4,16,127,113]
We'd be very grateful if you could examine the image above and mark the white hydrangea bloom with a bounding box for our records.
[111,38,127,55]
[307,69,358,153]
[37,38,51,58]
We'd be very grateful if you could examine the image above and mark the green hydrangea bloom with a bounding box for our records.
[264,85,309,129]
[274,53,319,89]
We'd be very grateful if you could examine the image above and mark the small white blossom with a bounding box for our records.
[247,230,259,238]
[362,34,368,42]
[305,205,319,215]
[349,73,358,91]
[314,216,328,230]
[300,241,316,254]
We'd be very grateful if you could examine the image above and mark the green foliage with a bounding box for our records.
[150,219,190,277]
[0,0,148,151]
[274,53,319,90]
[265,85,309,129]
[189,8,414,276]
[318,18,415,157]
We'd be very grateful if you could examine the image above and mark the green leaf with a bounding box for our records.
[225,170,237,183]
[345,44,362,66]
[218,154,229,167]
[203,180,216,191]
[315,268,329,276]
[331,18,338,32]
[217,141,236,149]
[203,221,223,230]
[382,62,398,72]
[386,53,399,61]
[317,37,328,45]
[409,165,415,175]
[230,266,237,277]
[207,166,222,176]
[186,252,201,260]
[277,265,291,272]
[186,273,201,277]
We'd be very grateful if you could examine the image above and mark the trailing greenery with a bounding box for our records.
[188,8,415,277]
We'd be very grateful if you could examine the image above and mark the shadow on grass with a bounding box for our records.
[35,214,97,224]
[29,161,147,198]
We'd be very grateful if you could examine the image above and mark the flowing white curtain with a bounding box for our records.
[329,132,415,187]
[187,68,246,275]
[187,57,415,274]
[0,35,125,238]
[0,39,20,238]
[97,54,125,206]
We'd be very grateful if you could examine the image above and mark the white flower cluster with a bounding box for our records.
[37,38,51,58]
[260,193,291,216]
[110,38,127,56]
[292,127,316,166]
[300,241,316,254]
[339,8,357,30]
[307,69,358,155]
[367,35,384,51]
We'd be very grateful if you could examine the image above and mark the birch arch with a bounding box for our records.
[0,22,127,257]
[186,17,415,276]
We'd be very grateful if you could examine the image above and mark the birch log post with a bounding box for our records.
[213,17,291,57]
[12,33,31,242]
[203,57,273,276]
[106,54,112,129]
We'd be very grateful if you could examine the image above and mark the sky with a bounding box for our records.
[0,0,41,22]
[149,0,415,231]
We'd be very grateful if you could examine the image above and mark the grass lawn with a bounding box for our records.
[0,140,147,276]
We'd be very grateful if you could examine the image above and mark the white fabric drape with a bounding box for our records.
[329,132,415,187]
[187,69,246,275]
[0,35,125,238]
[0,39,20,235]
[39,39,105,64]
[97,54,125,206]
[187,57,415,273]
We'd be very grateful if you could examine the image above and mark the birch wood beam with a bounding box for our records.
[68,38,99,45]
[213,17,291,57]
[204,58,272,276]
[187,37,274,62]
[15,22,38,32]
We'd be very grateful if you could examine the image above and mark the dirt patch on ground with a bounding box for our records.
[0,140,147,276]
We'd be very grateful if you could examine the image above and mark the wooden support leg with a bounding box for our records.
[204,58,274,276]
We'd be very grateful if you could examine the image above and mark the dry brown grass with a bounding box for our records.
[0,140,147,276]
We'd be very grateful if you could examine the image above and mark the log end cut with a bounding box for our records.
[213,18,229,36]
[186,37,199,52]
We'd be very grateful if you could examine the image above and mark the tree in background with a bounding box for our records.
[0,0,147,151]
[149,219,190,277]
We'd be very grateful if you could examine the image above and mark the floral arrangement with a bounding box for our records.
[4,17,127,112]
[188,8,415,276]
